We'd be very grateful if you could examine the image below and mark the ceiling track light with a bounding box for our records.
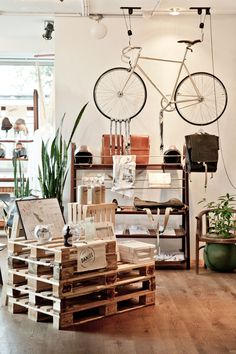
[43,21,54,40]
[169,8,181,16]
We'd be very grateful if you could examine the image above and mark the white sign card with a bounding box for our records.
[16,198,65,240]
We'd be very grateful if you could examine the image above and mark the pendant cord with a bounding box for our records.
[209,15,236,190]
[122,9,131,46]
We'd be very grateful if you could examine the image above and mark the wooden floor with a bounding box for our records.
[1,242,236,354]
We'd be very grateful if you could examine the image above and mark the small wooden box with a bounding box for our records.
[118,240,156,264]
[130,135,150,164]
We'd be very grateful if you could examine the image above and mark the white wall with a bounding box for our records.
[0,13,234,259]
[0,16,54,57]
[55,14,236,258]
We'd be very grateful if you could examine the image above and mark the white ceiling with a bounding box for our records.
[1,0,236,16]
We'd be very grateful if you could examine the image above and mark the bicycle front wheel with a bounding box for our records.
[174,72,228,126]
[93,67,147,121]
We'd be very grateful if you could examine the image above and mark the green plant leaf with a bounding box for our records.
[38,103,88,207]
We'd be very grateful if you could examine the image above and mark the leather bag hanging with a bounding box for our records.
[185,133,219,173]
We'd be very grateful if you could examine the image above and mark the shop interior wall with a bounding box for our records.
[55,14,236,258]
[0,16,54,57]
[0,14,235,258]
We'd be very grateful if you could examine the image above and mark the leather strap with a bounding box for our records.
[144,207,171,255]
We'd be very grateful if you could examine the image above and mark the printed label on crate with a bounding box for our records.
[76,241,107,272]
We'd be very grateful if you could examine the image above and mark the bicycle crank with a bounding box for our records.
[161,97,176,112]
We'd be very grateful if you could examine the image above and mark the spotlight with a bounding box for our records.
[169,8,180,16]
[43,21,54,40]
[142,11,153,20]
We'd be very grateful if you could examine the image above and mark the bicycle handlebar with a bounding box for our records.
[121,46,142,64]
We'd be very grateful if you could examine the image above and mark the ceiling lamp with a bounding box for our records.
[169,8,180,16]
[90,14,107,39]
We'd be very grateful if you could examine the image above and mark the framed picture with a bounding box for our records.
[16,198,65,240]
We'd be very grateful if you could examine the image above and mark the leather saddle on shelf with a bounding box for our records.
[134,196,186,210]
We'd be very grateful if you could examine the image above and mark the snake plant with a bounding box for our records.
[38,103,88,207]
[13,158,31,198]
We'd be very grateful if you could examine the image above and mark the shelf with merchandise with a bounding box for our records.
[70,142,190,269]
[0,90,38,192]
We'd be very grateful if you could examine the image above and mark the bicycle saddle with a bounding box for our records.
[177,39,201,46]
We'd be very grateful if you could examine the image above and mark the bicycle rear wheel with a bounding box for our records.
[93,67,147,121]
[174,72,227,126]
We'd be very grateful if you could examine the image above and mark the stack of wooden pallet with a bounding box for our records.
[7,237,156,329]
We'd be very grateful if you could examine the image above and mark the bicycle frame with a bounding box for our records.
[121,45,202,110]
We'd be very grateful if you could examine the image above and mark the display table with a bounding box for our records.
[7,237,156,329]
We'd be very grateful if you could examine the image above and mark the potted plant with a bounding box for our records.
[13,158,31,198]
[38,103,88,208]
[2,158,32,231]
[203,193,236,272]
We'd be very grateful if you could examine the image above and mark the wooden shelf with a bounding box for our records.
[0,140,33,143]
[0,177,27,182]
[74,163,184,171]
[0,90,38,190]
[116,207,186,215]
[155,259,187,266]
[116,228,186,239]
[70,143,190,270]
[0,158,28,161]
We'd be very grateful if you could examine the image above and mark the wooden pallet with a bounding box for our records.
[8,237,117,278]
[9,289,155,328]
[8,262,156,329]
[8,261,155,298]
[8,237,156,329]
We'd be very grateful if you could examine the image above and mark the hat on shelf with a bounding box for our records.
[14,118,28,135]
[12,142,27,158]
[1,117,13,132]
[74,145,93,165]
[0,143,5,158]
[163,145,181,164]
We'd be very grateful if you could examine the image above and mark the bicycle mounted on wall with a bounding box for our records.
[93,7,228,151]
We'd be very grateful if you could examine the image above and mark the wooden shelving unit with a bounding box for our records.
[0,90,38,194]
[70,143,190,269]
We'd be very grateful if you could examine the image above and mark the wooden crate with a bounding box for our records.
[118,240,156,264]
[8,261,156,329]
[68,203,116,225]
